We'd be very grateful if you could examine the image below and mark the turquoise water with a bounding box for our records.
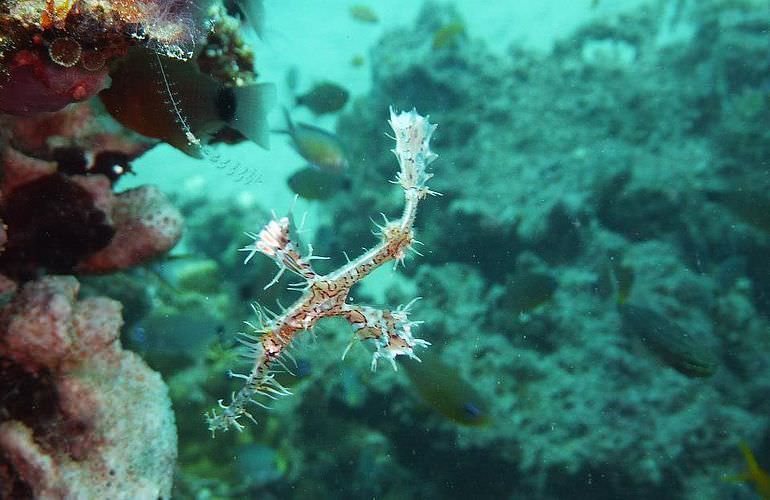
[1,1,770,499]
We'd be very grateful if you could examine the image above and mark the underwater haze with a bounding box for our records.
[1,0,770,499]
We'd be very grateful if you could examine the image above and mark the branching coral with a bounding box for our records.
[206,107,439,433]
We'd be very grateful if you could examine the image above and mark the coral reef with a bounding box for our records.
[197,4,257,87]
[0,276,177,498]
[0,42,185,497]
[2,0,770,498]
[0,2,215,495]
[0,103,182,280]
[110,2,770,497]
[0,0,268,489]
[301,1,770,498]
[78,185,184,273]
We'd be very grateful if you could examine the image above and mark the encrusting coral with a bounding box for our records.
[0,0,205,115]
[0,276,177,498]
[0,2,198,493]
[77,184,184,274]
[0,104,183,279]
[206,107,439,433]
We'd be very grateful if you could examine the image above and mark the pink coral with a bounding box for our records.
[6,101,153,161]
[0,103,180,278]
[0,276,177,498]
[78,185,184,273]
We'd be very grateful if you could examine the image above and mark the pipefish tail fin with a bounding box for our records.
[228,82,277,150]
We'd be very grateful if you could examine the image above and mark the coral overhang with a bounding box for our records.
[0,0,205,115]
